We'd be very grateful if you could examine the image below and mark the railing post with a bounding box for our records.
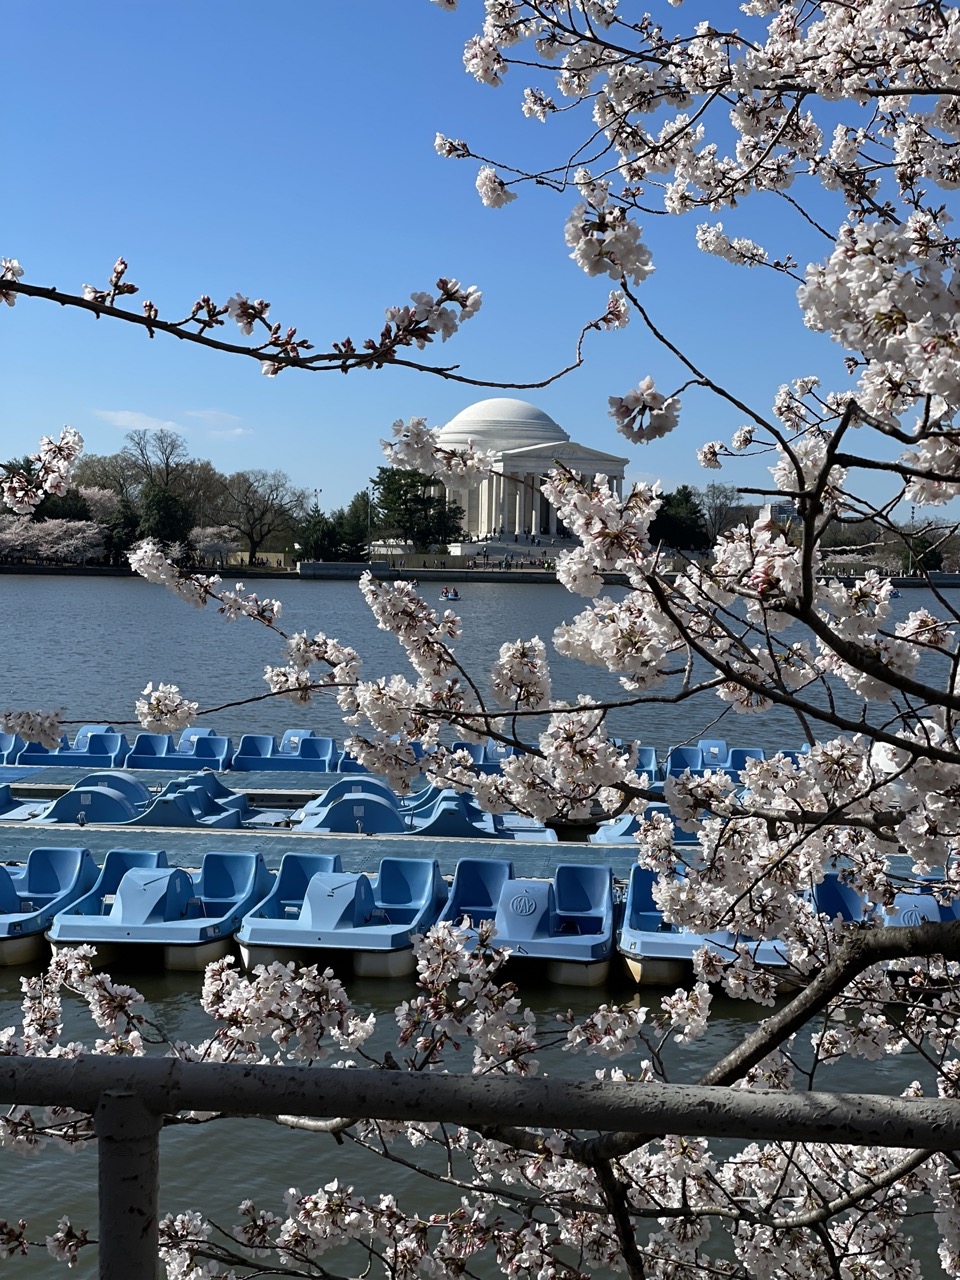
[94,1090,161,1280]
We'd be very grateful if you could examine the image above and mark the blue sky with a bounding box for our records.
[5,1,856,512]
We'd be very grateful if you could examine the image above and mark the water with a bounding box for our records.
[0,574,956,1275]
[1,573,947,752]
[1,962,936,1279]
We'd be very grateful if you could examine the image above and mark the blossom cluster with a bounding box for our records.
[381,416,499,479]
[2,426,83,516]
[134,682,199,732]
[608,375,681,443]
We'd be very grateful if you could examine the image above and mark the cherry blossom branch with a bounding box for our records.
[4,275,617,390]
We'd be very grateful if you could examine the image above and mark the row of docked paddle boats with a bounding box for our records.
[0,846,947,987]
[0,770,559,839]
[0,725,796,778]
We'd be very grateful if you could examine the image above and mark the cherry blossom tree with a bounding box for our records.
[10,1,960,1276]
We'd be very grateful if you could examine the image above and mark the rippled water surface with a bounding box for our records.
[1,574,957,1275]
[5,574,955,751]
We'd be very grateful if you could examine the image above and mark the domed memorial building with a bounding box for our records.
[438,398,628,540]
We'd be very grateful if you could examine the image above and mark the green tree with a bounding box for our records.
[371,468,463,553]
[297,508,341,561]
[137,482,194,548]
[100,496,143,567]
[904,531,944,574]
[339,491,372,560]
[296,492,372,562]
[648,485,709,552]
[32,488,91,522]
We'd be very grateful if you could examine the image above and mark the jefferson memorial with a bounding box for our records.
[439,398,628,540]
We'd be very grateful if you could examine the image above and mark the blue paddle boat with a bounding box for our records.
[237,853,447,978]
[0,846,99,965]
[48,848,273,970]
[618,864,793,986]
[439,859,615,987]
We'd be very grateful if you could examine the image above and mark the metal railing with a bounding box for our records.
[5,1057,960,1279]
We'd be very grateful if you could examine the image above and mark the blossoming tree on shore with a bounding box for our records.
[8,1,960,1275]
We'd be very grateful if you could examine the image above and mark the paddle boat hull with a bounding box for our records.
[237,856,447,977]
[617,866,794,987]
[0,931,49,967]
[164,936,235,971]
[439,860,615,987]
[0,847,99,966]
[239,938,419,978]
[48,850,273,971]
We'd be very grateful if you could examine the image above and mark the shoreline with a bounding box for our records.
[0,561,957,589]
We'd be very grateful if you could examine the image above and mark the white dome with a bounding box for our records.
[437,398,570,451]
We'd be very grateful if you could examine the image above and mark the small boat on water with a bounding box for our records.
[0,846,99,965]
[615,865,719,985]
[440,588,461,601]
[617,868,885,986]
[47,848,273,971]
[237,853,448,978]
[438,858,615,987]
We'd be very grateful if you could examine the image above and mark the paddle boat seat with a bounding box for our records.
[278,728,316,753]
[374,857,447,926]
[663,745,706,778]
[451,740,486,766]
[59,730,130,767]
[193,851,272,918]
[231,734,277,769]
[590,813,644,843]
[439,858,515,926]
[621,865,664,933]
[0,866,21,914]
[125,733,177,768]
[722,747,766,775]
[15,735,70,766]
[182,735,233,770]
[334,750,369,773]
[9,846,98,903]
[812,873,872,923]
[285,737,337,768]
[553,864,614,936]
[0,732,25,765]
[697,739,728,767]
[633,745,659,777]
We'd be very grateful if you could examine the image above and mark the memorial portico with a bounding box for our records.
[438,399,628,539]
